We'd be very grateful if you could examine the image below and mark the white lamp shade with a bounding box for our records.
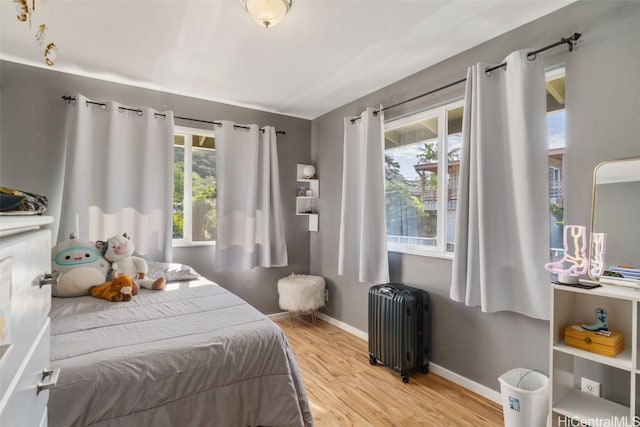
[303,165,315,179]
[242,0,292,28]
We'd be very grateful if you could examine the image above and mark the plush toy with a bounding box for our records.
[96,233,166,291]
[89,273,135,302]
[51,233,110,297]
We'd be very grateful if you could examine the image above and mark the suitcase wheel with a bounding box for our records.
[401,372,409,383]
[421,364,429,374]
[369,354,377,365]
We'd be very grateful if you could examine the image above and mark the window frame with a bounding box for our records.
[384,99,464,258]
[172,125,216,248]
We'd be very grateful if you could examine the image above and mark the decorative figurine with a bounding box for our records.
[582,307,608,332]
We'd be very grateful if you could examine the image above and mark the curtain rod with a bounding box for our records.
[61,96,286,135]
[351,32,581,123]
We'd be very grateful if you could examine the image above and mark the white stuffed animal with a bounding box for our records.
[96,233,165,291]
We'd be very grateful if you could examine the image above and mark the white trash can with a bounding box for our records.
[499,368,549,427]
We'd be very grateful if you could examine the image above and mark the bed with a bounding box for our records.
[48,263,313,427]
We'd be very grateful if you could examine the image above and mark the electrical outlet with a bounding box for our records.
[581,378,601,397]
[324,289,329,302]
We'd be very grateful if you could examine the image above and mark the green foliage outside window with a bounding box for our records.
[384,154,437,239]
[173,143,217,241]
[173,146,185,239]
[550,201,564,226]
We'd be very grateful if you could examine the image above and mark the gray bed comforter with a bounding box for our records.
[49,278,313,427]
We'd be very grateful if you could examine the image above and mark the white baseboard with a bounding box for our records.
[315,312,369,341]
[267,312,291,321]
[428,362,501,404]
[267,311,368,341]
[269,311,501,405]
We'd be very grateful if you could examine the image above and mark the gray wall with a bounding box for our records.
[310,0,640,391]
[0,61,312,313]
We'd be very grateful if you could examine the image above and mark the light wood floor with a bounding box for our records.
[277,317,503,426]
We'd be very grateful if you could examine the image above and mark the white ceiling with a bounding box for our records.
[0,0,575,120]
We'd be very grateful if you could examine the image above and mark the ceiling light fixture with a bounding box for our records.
[242,0,292,29]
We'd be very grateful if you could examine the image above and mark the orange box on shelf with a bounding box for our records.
[564,325,624,358]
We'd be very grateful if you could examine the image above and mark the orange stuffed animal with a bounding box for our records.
[89,273,135,302]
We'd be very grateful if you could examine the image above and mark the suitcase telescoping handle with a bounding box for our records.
[379,285,398,298]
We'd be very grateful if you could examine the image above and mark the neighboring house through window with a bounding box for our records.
[173,126,217,246]
[384,67,566,257]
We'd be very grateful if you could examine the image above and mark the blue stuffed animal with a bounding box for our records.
[51,233,110,297]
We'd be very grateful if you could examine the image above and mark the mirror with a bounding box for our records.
[589,158,640,280]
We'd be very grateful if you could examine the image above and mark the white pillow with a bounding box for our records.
[146,261,201,282]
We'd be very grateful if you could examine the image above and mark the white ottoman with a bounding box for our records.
[278,274,325,324]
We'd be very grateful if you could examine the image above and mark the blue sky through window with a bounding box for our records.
[548,110,566,149]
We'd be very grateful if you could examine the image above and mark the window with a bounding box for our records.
[384,67,566,258]
[173,126,217,245]
[546,67,566,262]
[384,100,463,256]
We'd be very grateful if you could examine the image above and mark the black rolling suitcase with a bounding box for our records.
[368,283,430,383]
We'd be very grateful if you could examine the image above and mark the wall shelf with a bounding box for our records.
[296,164,319,232]
[553,389,630,421]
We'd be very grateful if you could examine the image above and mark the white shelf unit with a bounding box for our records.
[296,164,319,232]
[549,283,640,426]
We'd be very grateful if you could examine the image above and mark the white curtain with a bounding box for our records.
[450,50,550,320]
[338,107,390,284]
[215,121,287,271]
[59,94,174,261]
